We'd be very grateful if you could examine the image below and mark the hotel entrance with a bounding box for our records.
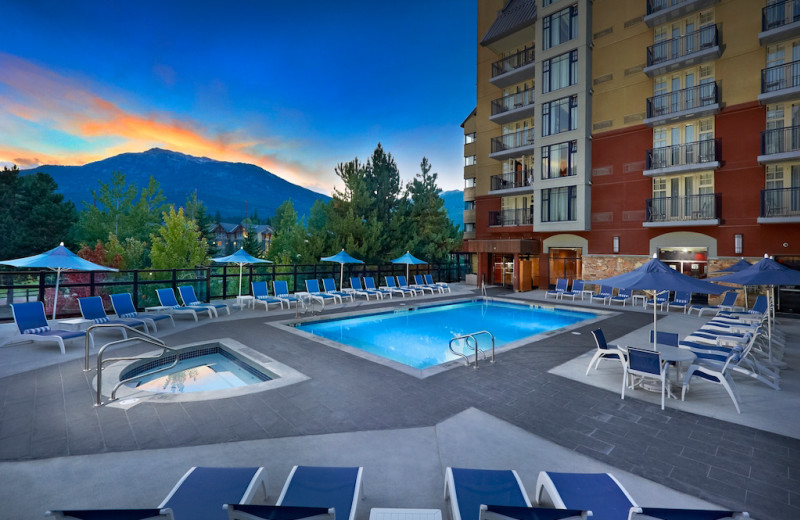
[491,254,515,288]
[549,248,582,287]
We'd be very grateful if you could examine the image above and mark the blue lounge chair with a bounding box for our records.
[322,278,354,303]
[156,288,204,321]
[591,285,613,305]
[363,276,393,299]
[251,281,284,311]
[3,301,91,355]
[682,348,743,414]
[348,277,378,300]
[535,471,638,520]
[667,291,692,313]
[306,279,340,307]
[47,466,267,520]
[78,295,149,337]
[274,280,301,309]
[628,507,750,520]
[586,329,626,375]
[560,280,588,301]
[716,294,767,318]
[276,466,363,520]
[546,278,568,299]
[424,274,450,293]
[609,288,632,306]
[225,505,334,520]
[178,285,230,317]
[444,467,532,520]
[384,276,416,297]
[687,291,739,316]
[480,505,590,520]
[644,291,669,311]
[110,293,175,332]
[414,274,441,294]
[47,508,173,519]
[404,274,435,294]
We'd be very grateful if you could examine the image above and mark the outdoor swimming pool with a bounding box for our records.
[294,299,597,370]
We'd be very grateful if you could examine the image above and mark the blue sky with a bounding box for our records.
[0,0,477,194]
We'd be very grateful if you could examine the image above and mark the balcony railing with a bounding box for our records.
[646,83,718,119]
[646,139,720,170]
[491,128,535,154]
[761,125,800,155]
[491,89,535,116]
[488,208,533,227]
[647,25,718,66]
[492,47,535,78]
[763,0,800,32]
[646,193,720,223]
[647,0,682,14]
[761,187,800,217]
[761,60,800,93]
[490,169,534,191]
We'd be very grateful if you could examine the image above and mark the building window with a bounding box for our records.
[543,0,560,5]
[463,223,475,233]
[543,5,578,50]
[464,200,475,210]
[542,95,578,136]
[541,141,578,179]
[542,50,578,94]
[541,186,577,222]
[465,155,477,166]
[465,132,476,144]
[465,177,477,188]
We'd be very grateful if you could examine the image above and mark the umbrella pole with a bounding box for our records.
[652,290,658,350]
[238,263,243,299]
[51,268,62,320]
[340,263,344,291]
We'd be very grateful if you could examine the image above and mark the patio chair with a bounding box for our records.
[348,277,379,300]
[415,274,444,294]
[545,278,568,299]
[47,466,267,520]
[424,274,451,293]
[110,293,175,332]
[560,279,587,301]
[444,467,532,520]
[78,296,149,338]
[3,301,91,355]
[586,328,626,375]
[384,276,416,297]
[535,471,638,520]
[306,279,340,307]
[363,276,394,299]
[644,291,669,311]
[178,285,230,317]
[681,348,743,414]
[623,347,668,410]
[628,507,750,520]
[225,505,334,520]
[479,504,590,520]
[406,274,436,294]
[275,466,363,520]
[322,278,354,303]
[687,291,739,316]
[667,291,692,313]
[591,285,613,305]
[156,288,204,321]
[274,280,301,308]
[251,281,284,311]
[715,295,767,318]
[47,509,174,519]
[609,287,633,306]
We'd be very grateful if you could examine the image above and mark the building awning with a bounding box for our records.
[466,239,539,254]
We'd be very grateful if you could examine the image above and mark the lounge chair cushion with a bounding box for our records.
[450,468,529,520]
[23,326,51,334]
[279,466,361,520]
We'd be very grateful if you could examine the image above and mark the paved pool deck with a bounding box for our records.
[0,284,797,519]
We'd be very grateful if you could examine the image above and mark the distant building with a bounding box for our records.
[209,222,273,253]
[463,0,800,310]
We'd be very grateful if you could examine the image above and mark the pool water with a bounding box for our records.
[295,300,596,369]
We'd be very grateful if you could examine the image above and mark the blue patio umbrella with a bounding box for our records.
[0,242,118,319]
[212,247,272,299]
[321,249,364,290]
[714,258,752,273]
[391,251,427,279]
[589,254,725,349]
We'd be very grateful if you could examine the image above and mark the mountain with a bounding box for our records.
[440,190,464,229]
[19,148,329,220]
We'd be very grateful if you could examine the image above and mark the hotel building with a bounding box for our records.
[463,0,800,311]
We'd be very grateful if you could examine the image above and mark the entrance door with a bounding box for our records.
[549,248,582,286]
[491,254,515,289]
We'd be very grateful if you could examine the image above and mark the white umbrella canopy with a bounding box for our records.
[0,242,118,319]
[212,247,272,299]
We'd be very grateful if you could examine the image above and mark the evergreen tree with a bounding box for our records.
[241,224,262,257]
[406,158,462,262]
[185,191,217,256]
[266,199,305,264]
[105,234,149,269]
[150,207,209,269]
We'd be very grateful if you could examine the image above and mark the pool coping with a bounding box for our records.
[96,337,310,408]
[272,296,615,379]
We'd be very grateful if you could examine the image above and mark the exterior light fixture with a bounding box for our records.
[612,236,619,253]
[734,234,743,255]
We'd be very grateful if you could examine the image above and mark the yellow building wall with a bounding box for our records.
[716,0,763,105]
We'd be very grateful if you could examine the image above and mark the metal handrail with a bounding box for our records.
[449,330,495,369]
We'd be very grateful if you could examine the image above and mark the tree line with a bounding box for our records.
[0,143,461,269]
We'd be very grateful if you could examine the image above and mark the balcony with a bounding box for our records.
[490,89,535,125]
[644,0,720,27]
[463,209,476,224]
[644,82,719,126]
[759,187,800,223]
[759,60,800,104]
[644,25,721,77]
[489,128,535,161]
[490,168,534,193]
[489,208,533,227]
[644,139,721,176]
[759,125,800,163]
[644,193,721,227]
[760,0,800,45]
[490,48,535,89]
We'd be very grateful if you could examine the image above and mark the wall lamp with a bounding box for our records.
[734,234,743,255]
[612,236,620,254]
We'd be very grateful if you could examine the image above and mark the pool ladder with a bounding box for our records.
[85,323,179,406]
[449,330,495,369]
